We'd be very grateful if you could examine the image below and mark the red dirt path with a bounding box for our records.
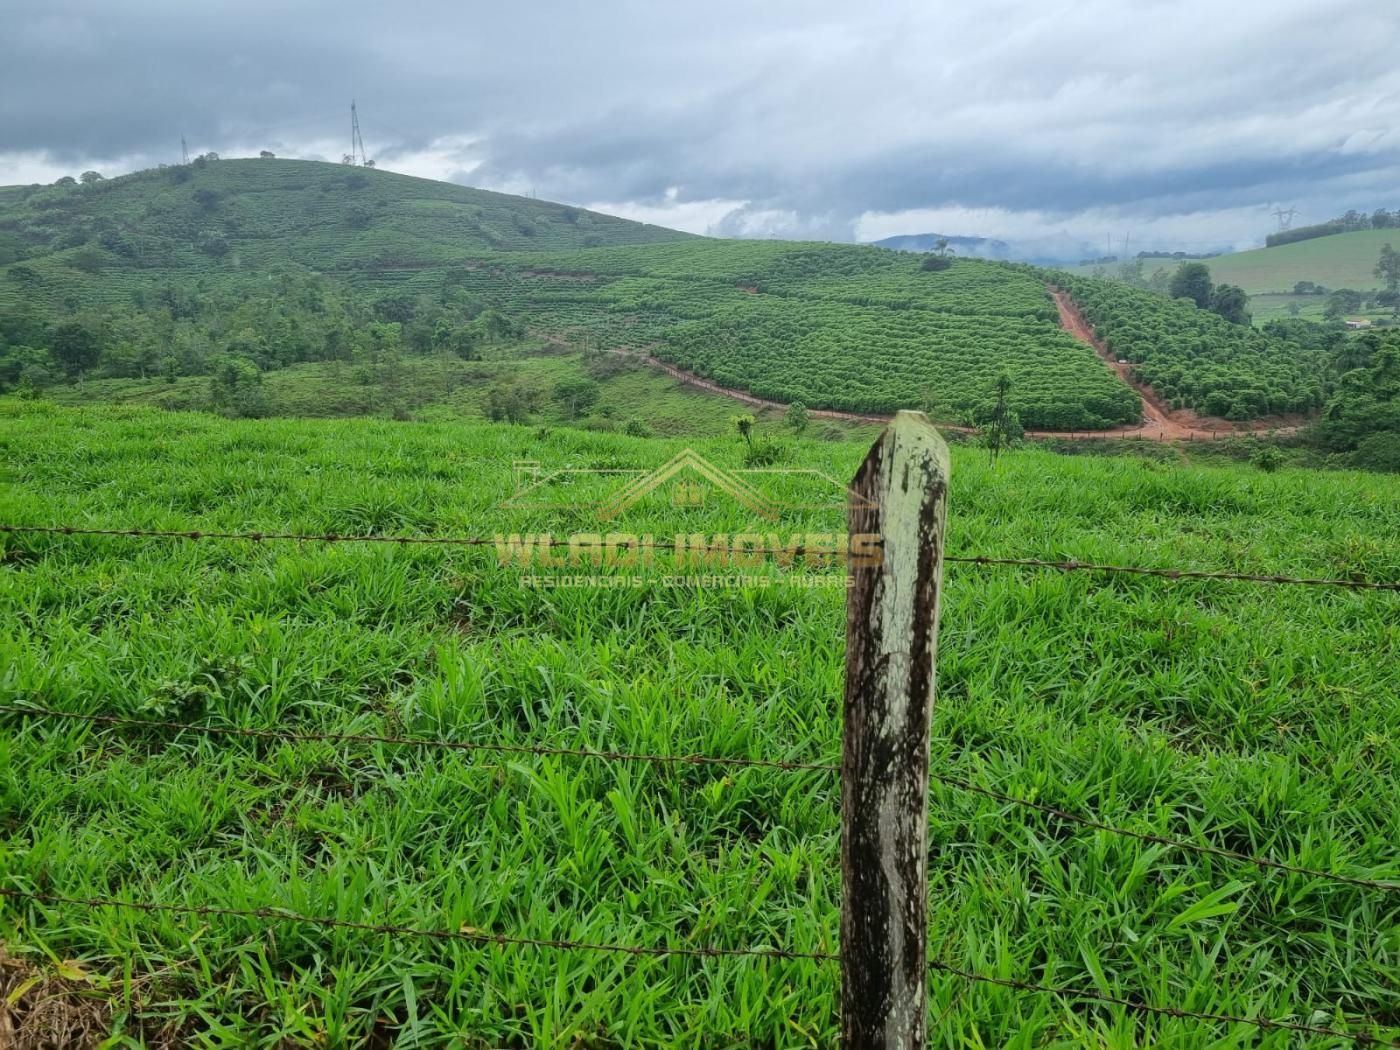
[538,286,1307,441]
[1044,286,1304,440]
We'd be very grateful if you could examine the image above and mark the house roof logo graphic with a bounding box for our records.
[500,448,877,520]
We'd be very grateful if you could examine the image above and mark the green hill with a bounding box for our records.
[1204,229,1395,294]
[0,158,1342,430]
[1066,231,1395,296]
[0,157,691,289]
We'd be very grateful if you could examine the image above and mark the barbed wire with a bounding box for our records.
[4,703,1396,895]
[930,770,1400,894]
[1,885,1393,1046]
[946,554,1400,591]
[922,956,1399,1047]
[2,523,1396,591]
[0,703,833,773]
[0,886,832,962]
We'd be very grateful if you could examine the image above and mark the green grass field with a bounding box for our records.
[1245,294,1393,325]
[33,337,862,441]
[2,401,1398,1047]
[1061,231,1396,297]
[1205,231,1395,295]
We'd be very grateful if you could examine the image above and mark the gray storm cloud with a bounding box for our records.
[2,0,1397,249]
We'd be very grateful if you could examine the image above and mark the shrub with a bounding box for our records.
[1353,432,1400,472]
[743,439,784,467]
[784,401,810,433]
[208,356,268,418]
[1251,446,1284,472]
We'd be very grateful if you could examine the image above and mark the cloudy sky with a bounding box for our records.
[2,0,1397,254]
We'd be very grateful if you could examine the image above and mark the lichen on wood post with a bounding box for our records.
[841,410,951,1049]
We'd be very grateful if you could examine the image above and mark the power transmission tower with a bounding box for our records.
[181,135,189,165]
[1272,207,1298,231]
[350,101,368,166]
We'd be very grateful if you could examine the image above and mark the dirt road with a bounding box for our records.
[539,288,1306,442]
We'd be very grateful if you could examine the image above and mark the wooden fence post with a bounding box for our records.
[841,410,951,1049]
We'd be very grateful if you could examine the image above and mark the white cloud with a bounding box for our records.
[2,0,1398,253]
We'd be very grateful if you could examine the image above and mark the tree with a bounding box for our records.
[1372,208,1395,230]
[1312,332,1400,470]
[49,320,102,377]
[920,255,952,272]
[553,377,600,419]
[784,401,809,434]
[484,377,539,423]
[480,309,519,343]
[730,413,755,448]
[1375,243,1400,317]
[432,321,478,360]
[209,355,267,417]
[1325,288,1365,318]
[79,171,104,184]
[1209,283,1251,325]
[259,150,276,159]
[976,372,1021,467]
[1168,262,1213,308]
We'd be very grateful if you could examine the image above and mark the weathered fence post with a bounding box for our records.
[841,410,950,1049]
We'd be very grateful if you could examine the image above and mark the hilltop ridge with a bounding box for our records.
[0,157,693,291]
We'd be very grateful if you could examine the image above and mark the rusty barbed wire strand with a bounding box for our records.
[943,553,1400,591]
[0,703,834,772]
[0,886,833,962]
[4,703,1396,894]
[922,956,1400,1047]
[1,885,1394,1046]
[2,523,1397,591]
[929,771,1400,894]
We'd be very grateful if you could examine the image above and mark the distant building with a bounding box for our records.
[1344,319,1373,329]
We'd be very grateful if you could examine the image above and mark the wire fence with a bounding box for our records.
[3,702,1396,895]
[3,516,1399,1044]
[2,886,1395,1047]
[2,522,1398,591]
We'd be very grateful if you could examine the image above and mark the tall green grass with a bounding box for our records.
[1,403,1397,1047]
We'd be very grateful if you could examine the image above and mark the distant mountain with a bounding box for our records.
[870,233,1012,258]
[868,231,1116,266]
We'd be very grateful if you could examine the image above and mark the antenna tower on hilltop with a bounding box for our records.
[181,134,189,165]
[1273,206,1298,232]
[350,101,369,166]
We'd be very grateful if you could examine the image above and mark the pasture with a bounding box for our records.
[2,401,1398,1046]
[1202,231,1394,295]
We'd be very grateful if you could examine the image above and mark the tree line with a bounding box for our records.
[1266,208,1400,248]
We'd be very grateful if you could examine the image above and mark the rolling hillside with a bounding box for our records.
[0,158,1336,430]
[0,158,691,289]
[1203,229,1394,294]
[1064,231,1394,294]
